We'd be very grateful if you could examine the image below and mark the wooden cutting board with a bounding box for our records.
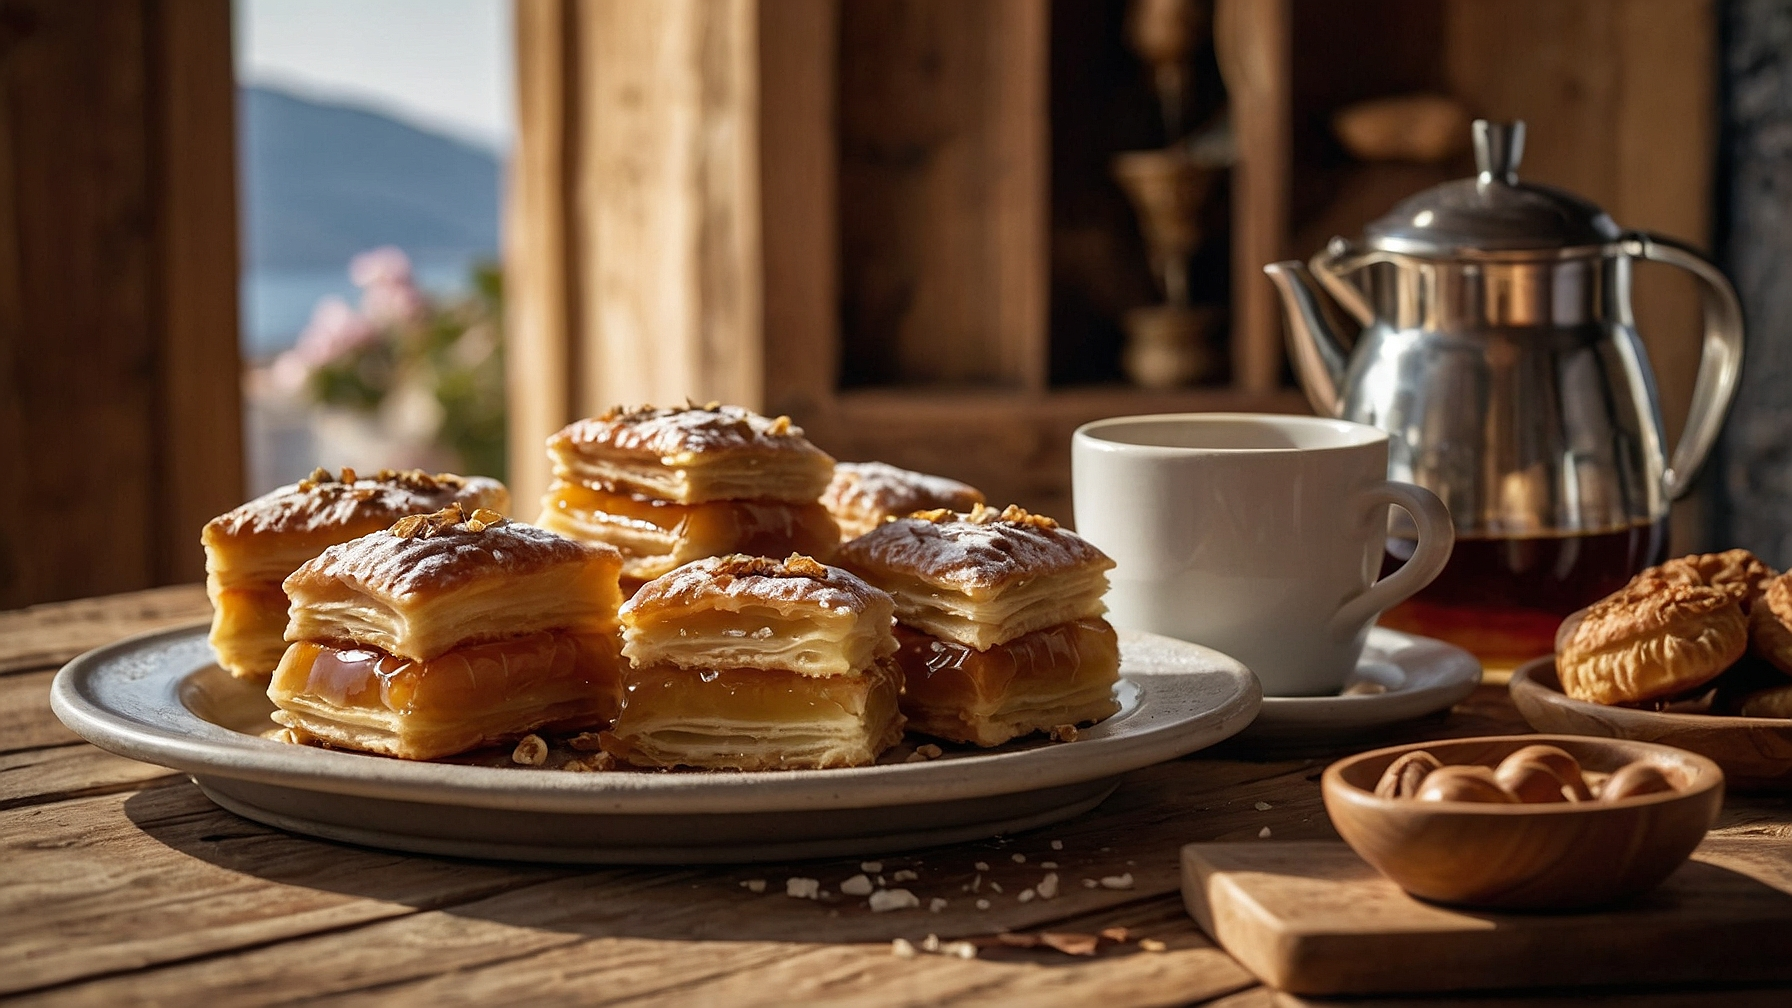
[1180,840,1792,996]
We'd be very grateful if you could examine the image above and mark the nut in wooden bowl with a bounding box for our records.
[1322,734,1723,910]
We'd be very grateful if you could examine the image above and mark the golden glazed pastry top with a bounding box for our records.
[837,503,1114,600]
[1641,549,1776,609]
[203,468,509,546]
[286,504,619,603]
[1558,577,1741,656]
[822,461,985,538]
[550,403,831,467]
[622,553,889,623]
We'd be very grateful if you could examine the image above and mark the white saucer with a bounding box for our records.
[1233,627,1481,744]
[51,623,1261,864]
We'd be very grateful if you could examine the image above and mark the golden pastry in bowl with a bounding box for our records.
[1642,548,1776,611]
[1555,576,1747,706]
[1748,572,1792,677]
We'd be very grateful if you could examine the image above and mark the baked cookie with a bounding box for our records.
[1556,576,1747,706]
[1642,549,1776,611]
[1738,681,1792,719]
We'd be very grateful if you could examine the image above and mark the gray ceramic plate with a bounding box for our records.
[1234,628,1481,743]
[51,623,1261,864]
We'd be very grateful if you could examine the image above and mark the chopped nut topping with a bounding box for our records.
[1041,933,1099,956]
[1037,873,1059,899]
[1139,939,1167,953]
[711,553,832,582]
[904,751,928,763]
[1098,873,1134,890]
[890,937,917,958]
[768,414,793,435]
[1100,926,1130,942]
[943,941,977,960]
[1049,724,1080,743]
[338,466,357,484]
[309,466,332,484]
[922,934,941,952]
[470,507,504,525]
[840,874,874,897]
[868,888,919,913]
[786,877,821,899]
[511,734,548,766]
[1258,826,1272,839]
[567,731,605,752]
[390,514,429,539]
[916,744,943,759]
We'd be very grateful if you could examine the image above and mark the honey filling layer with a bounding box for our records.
[273,630,621,718]
[893,618,1119,714]
[543,482,838,556]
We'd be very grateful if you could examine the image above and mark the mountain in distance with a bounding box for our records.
[240,85,501,271]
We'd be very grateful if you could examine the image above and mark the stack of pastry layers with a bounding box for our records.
[268,504,626,761]
[601,553,903,770]
[536,404,842,584]
[202,467,508,681]
[821,461,985,541]
[840,504,1121,746]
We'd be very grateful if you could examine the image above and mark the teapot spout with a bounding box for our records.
[1263,260,1350,417]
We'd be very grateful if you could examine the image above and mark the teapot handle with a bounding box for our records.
[1621,231,1745,501]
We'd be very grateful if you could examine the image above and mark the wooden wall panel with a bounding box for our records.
[0,0,241,607]
[835,0,1047,390]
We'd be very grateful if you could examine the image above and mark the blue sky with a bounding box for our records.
[234,0,513,152]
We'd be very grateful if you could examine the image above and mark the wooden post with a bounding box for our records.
[0,0,242,606]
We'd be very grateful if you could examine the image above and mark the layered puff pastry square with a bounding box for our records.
[202,467,508,681]
[599,554,904,770]
[545,403,836,505]
[538,403,841,581]
[270,505,625,760]
[536,481,839,582]
[838,504,1121,746]
[822,461,985,540]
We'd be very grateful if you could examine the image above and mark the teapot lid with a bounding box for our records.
[1363,120,1621,256]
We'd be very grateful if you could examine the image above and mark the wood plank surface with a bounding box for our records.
[0,582,208,674]
[4,590,1790,1006]
[1183,839,1792,997]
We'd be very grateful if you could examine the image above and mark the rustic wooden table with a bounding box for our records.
[4,586,1790,1007]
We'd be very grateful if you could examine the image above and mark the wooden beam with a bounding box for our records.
[151,0,244,584]
[1215,0,1290,395]
[506,0,579,514]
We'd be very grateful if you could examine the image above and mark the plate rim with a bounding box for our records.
[1247,626,1481,723]
[1510,655,1792,730]
[51,621,1262,815]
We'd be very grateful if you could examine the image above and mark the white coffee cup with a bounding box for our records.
[1071,413,1454,696]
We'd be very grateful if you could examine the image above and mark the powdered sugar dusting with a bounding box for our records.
[549,404,830,463]
[289,519,617,599]
[823,462,984,527]
[838,511,1113,592]
[204,474,507,543]
[623,554,893,621]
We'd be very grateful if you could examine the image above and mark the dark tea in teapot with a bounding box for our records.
[1378,520,1668,668]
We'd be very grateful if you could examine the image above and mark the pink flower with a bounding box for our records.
[292,296,377,366]
[351,245,425,324]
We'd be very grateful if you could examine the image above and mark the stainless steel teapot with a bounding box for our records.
[1265,120,1743,550]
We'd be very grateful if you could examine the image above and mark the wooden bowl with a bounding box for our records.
[1322,735,1722,910]
[1510,658,1792,792]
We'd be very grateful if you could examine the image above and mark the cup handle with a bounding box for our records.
[1327,480,1455,641]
